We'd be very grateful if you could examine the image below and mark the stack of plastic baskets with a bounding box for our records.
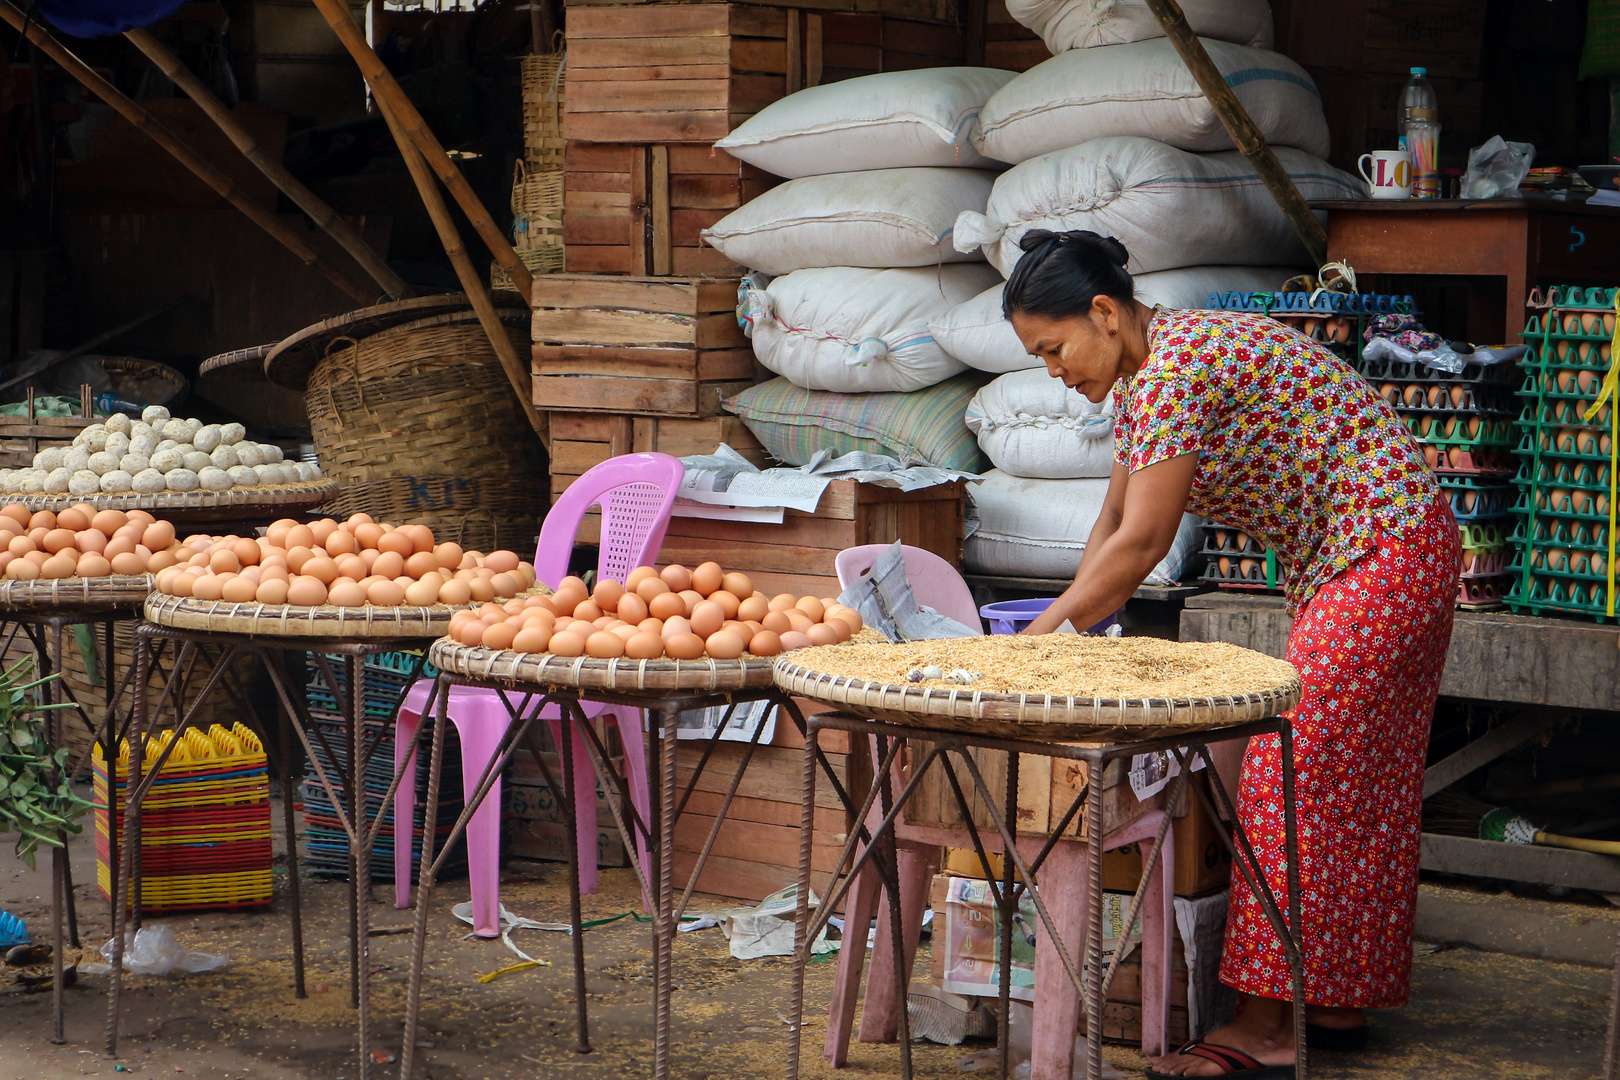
[94,723,273,913]
[1507,286,1618,621]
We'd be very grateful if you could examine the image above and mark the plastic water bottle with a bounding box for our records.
[95,391,143,417]
[1399,67,1441,198]
[1397,67,1438,137]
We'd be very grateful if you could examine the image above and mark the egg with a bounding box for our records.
[593,579,626,612]
[624,631,664,659]
[824,616,853,643]
[704,630,745,660]
[806,622,840,646]
[613,592,649,624]
[284,524,315,550]
[547,630,585,657]
[354,523,384,549]
[287,577,328,606]
[512,625,551,654]
[708,590,740,619]
[485,550,520,574]
[779,630,813,652]
[664,632,706,660]
[624,566,658,591]
[760,610,792,634]
[191,573,226,600]
[255,578,290,604]
[573,599,604,623]
[399,551,435,580]
[748,630,783,656]
[721,572,753,599]
[6,558,37,581]
[110,552,148,576]
[481,620,520,651]
[795,596,826,623]
[455,619,489,646]
[76,553,111,578]
[42,528,75,554]
[586,631,625,659]
[690,600,725,638]
[401,524,436,553]
[635,576,671,604]
[0,505,28,528]
[6,535,33,557]
[678,590,705,615]
[333,554,366,580]
[310,520,338,548]
[320,526,357,556]
[209,549,241,574]
[646,591,684,621]
[221,576,259,603]
[327,581,367,606]
[90,509,125,534]
[551,585,587,615]
[661,615,692,640]
[659,564,693,592]
[721,620,751,637]
[367,579,407,605]
[737,596,769,623]
[767,593,798,613]
[402,578,439,606]
[610,624,639,644]
[468,577,496,602]
[306,556,342,584]
[785,610,814,634]
[54,507,89,531]
[369,549,408,579]
[438,578,473,606]
[691,561,723,596]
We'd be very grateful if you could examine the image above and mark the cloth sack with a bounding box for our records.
[955,137,1363,276]
[701,167,997,275]
[724,374,988,471]
[714,68,1018,178]
[965,371,1116,478]
[1007,0,1272,54]
[975,39,1327,165]
[742,265,1001,393]
[931,267,1305,373]
[964,469,1202,583]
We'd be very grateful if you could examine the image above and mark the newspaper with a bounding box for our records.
[675,698,776,744]
[674,446,980,521]
[836,540,979,642]
[676,884,836,958]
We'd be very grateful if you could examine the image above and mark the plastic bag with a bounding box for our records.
[1461,137,1535,199]
[86,925,228,976]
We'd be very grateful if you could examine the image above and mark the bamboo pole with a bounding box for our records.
[372,92,544,439]
[1141,0,1329,268]
[124,27,411,301]
[0,1,376,305]
[307,0,534,308]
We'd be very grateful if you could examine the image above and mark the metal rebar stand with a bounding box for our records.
[785,713,1308,1080]
[392,671,808,1080]
[102,622,432,1080]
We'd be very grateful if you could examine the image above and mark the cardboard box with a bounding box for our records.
[1102,778,1232,898]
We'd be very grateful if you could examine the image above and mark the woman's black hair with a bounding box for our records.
[1001,229,1135,320]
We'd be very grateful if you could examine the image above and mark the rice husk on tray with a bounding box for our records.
[784,635,1298,700]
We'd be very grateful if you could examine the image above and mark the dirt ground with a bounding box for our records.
[0,789,1613,1080]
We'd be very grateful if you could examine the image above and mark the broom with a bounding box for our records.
[1424,790,1620,856]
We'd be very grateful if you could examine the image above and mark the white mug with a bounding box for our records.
[1359,150,1412,200]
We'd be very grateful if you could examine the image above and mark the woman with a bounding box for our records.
[1012,231,1458,1078]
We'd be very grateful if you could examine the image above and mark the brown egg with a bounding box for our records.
[594,579,626,612]
[467,576,496,602]
[737,596,769,623]
[691,561,724,596]
[635,576,672,603]
[36,552,71,579]
[545,630,583,657]
[806,622,840,646]
[678,589,705,615]
[613,592,648,624]
[767,593,798,612]
[54,507,89,532]
[354,523,384,549]
[316,526,355,556]
[346,512,374,528]
[400,551,436,580]
[690,600,725,638]
[609,624,639,644]
[571,599,603,623]
[308,519,337,548]
[482,620,520,651]
[6,535,33,557]
[721,572,753,600]
[378,531,414,557]
[333,554,366,580]
[510,625,549,654]
[221,576,259,604]
[402,578,439,606]
[659,564,693,592]
[76,553,112,578]
[785,610,814,634]
[371,550,406,580]
[6,558,37,581]
[779,630,813,652]
[26,527,47,547]
[433,542,464,570]
[708,590,740,619]
[399,524,435,554]
[145,549,178,573]
[209,549,241,575]
[624,631,664,659]
[136,519,173,550]
[661,615,692,640]
[84,511,119,536]
[485,550,520,574]
[831,607,863,634]
[286,576,328,606]
[110,552,148,577]
[255,578,289,604]
[224,540,257,568]
[641,591,680,622]
[455,619,489,646]
[550,586,586,616]
[281,524,313,551]
[303,556,340,585]
[323,581,364,606]
[824,616,853,643]
[636,617,664,636]
[191,572,227,601]
[42,528,76,554]
[25,550,48,568]
[747,630,783,656]
[665,632,706,660]
[704,630,745,660]
[429,578,465,607]
[795,596,826,623]
[0,505,28,528]
[367,579,407,606]
[477,602,507,622]
[626,566,658,591]
[585,631,625,659]
[760,610,791,635]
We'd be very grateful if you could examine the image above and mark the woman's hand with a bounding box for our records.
[1021,453,1199,635]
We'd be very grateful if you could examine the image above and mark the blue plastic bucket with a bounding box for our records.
[979,598,1119,636]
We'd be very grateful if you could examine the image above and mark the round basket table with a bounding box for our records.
[772,648,1308,1080]
[391,640,811,1080]
[12,479,338,532]
[0,575,154,1045]
[102,594,462,1078]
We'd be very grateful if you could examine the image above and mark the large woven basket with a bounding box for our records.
[521,52,565,171]
[304,309,548,553]
[431,639,776,695]
[772,659,1302,741]
[491,243,563,295]
[145,593,455,642]
[0,575,150,615]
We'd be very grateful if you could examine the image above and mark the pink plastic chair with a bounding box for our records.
[824,546,1176,1071]
[393,452,684,937]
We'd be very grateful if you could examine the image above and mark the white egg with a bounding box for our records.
[131,468,167,494]
[182,451,213,473]
[104,431,129,455]
[82,429,108,452]
[210,444,239,469]
[193,424,221,452]
[156,439,177,453]
[128,434,157,457]
[160,419,189,442]
[43,467,70,494]
[87,451,120,475]
[19,472,44,494]
[252,464,280,484]
[140,405,170,425]
[99,469,133,493]
[120,453,150,474]
[260,443,284,464]
[233,442,263,467]
[68,470,101,496]
[32,447,64,470]
[220,423,245,446]
[197,467,232,491]
[227,465,258,486]
[77,423,106,446]
[62,447,90,472]
[149,448,185,472]
[129,421,153,441]
[164,468,200,492]
[104,413,131,435]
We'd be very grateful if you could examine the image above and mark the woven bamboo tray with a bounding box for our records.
[0,575,152,615]
[430,639,777,695]
[145,593,453,642]
[200,344,274,378]
[14,480,338,525]
[772,658,1302,741]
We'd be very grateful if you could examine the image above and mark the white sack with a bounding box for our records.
[701,167,997,275]
[931,267,1306,373]
[965,371,1116,478]
[956,137,1363,276]
[976,39,1327,165]
[715,68,1018,178]
[742,265,1001,393]
[964,469,1202,583]
[1007,0,1272,54]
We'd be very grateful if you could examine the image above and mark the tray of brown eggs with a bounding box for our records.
[429,562,866,695]
[1199,525,1279,592]
[0,502,187,612]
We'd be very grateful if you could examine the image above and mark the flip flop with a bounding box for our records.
[1304,1022,1368,1052]
[1143,1040,1297,1079]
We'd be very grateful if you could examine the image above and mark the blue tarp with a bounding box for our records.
[34,0,189,38]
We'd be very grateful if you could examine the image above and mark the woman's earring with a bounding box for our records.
[1109,329,1117,336]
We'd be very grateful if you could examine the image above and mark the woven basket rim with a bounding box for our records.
[0,574,152,613]
[144,592,455,641]
[771,659,1302,733]
[200,343,275,377]
[14,479,337,514]
[429,639,776,692]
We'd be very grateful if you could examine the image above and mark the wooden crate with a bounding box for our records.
[654,478,966,598]
[563,143,778,276]
[983,0,1049,72]
[0,391,95,469]
[531,274,753,417]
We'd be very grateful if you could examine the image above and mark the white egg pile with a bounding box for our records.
[0,405,323,497]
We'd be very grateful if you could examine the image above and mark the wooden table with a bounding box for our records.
[1314,196,1620,345]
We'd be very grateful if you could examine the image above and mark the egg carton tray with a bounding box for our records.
[1516,372,1607,401]
[1444,487,1513,522]
[1378,381,1517,415]
[1424,446,1515,478]
[1198,527,1270,557]
[1506,575,1615,623]
[1355,356,1520,386]
[1460,549,1510,576]
[1517,404,1613,432]
[1512,489,1612,520]
[1202,559,1280,591]
[1513,549,1612,578]
[1524,312,1617,342]
[1511,519,1609,551]
[1528,286,1619,311]
[1522,460,1611,489]
[1513,431,1614,461]
[1211,290,1416,316]
[1458,577,1510,609]
[1527,340,1612,367]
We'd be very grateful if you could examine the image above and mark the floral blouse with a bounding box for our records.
[1113,309,1440,610]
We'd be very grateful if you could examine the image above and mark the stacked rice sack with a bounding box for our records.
[940,0,1361,586]
[701,69,1013,472]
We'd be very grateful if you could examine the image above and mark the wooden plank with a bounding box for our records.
[562,211,632,247]
[668,144,747,174]
[533,345,753,381]
[806,11,824,85]
[531,274,733,316]
[569,63,733,83]
[564,245,634,273]
[564,143,637,172]
[563,189,632,210]
[547,412,629,442]
[563,110,731,144]
[671,849,834,904]
[664,512,857,550]
[564,169,632,192]
[672,247,746,276]
[567,5,731,39]
[729,4,790,37]
[569,37,731,67]
[1422,711,1555,798]
[680,789,846,833]
[650,145,672,275]
[530,308,703,347]
[628,145,650,276]
[676,742,845,810]
[672,813,844,873]
[566,79,733,114]
[731,38,789,74]
[532,374,750,416]
[658,534,841,577]
[632,415,763,455]
[671,173,741,208]
[670,208,729,243]
[785,6,803,92]
[1420,832,1620,893]
[550,440,617,474]
[730,73,790,114]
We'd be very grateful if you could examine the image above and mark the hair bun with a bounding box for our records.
[1096,235,1130,268]
[1016,229,1129,269]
